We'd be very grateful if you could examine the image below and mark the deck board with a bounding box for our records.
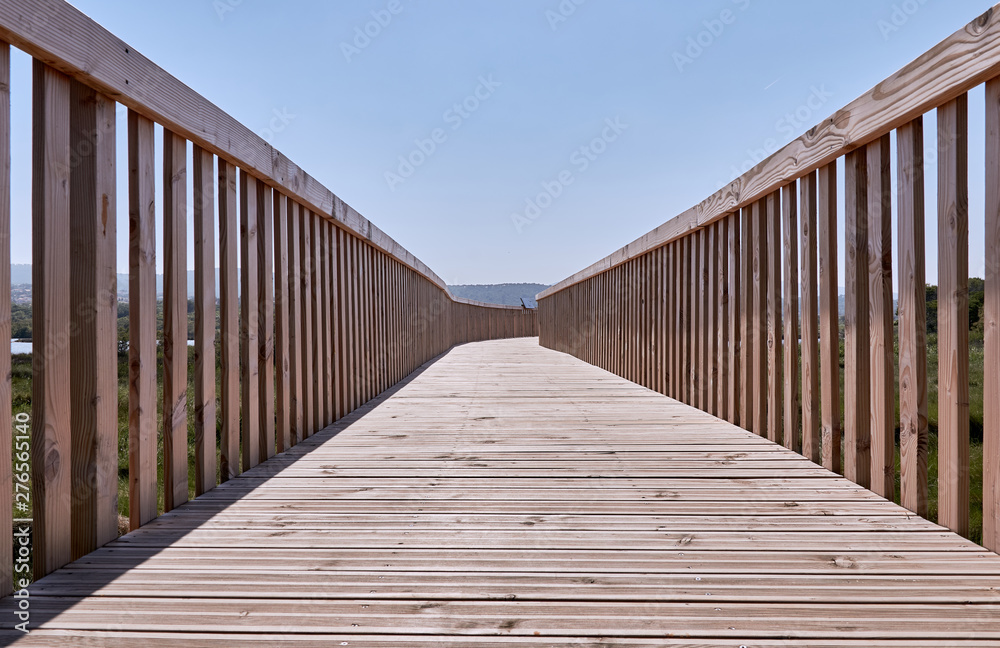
[3,338,1000,645]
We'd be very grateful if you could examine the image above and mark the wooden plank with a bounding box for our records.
[898,117,928,519]
[311,215,322,419]
[844,147,871,489]
[740,207,752,430]
[218,160,240,481]
[316,221,329,427]
[68,79,117,557]
[127,108,157,528]
[273,192,291,453]
[287,200,302,447]
[691,234,701,407]
[336,228,350,417]
[817,162,841,475]
[986,82,1000,552]
[937,94,970,537]
[32,60,71,579]
[325,222,337,424]
[192,146,216,497]
[716,219,728,421]
[299,208,314,435]
[162,129,188,513]
[800,171,820,464]
[706,225,718,416]
[257,180,275,459]
[240,170,261,470]
[867,134,894,500]
[680,237,690,405]
[727,214,739,426]
[765,192,782,444]
[538,5,1000,300]
[0,41,9,598]
[752,199,767,437]
[781,182,800,453]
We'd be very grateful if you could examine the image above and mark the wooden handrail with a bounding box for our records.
[539,4,1000,556]
[0,0,539,597]
[538,5,1000,300]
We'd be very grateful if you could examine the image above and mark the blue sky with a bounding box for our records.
[7,0,996,285]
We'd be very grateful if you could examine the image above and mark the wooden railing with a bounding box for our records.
[539,5,1000,552]
[0,0,537,595]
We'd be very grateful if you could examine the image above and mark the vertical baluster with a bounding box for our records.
[718,218,730,422]
[845,148,871,488]
[299,208,313,435]
[128,109,157,527]
[32,61,72,575]
[728,213,740,425]
[239,172,260,468]
[192,145,216,494]
[274,193,291,452]
[218,160,239,480]
[937,94,970,537]
[818,162,842,474]
[985,84,1000,549]
[752,199,768,437]
[740,207,753,430]
[800,172,821,463]
[69,80,117,555]
[257,182,275,458]
[868,134,894,499]
[782,183,800,453]
[287,202,302,446]
[707,225,718,415]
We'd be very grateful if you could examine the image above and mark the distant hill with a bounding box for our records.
[448,283,549,309]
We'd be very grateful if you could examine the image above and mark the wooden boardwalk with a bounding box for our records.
[3,338,1000,646]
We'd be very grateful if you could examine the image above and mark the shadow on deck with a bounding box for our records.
[2,338,1000,646]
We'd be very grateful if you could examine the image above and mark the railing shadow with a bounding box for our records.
[0,346,455,645]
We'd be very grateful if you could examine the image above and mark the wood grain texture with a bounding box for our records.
[32,60,71,579]
[867,134,895,501]
[937,94,970,537]
[765,192,782,444]
[218,160,240,482]
[781,182,800,453]
[800,172,820,464]
[287,201,302,448]
[727,213,739,426]
[740,207,752,431]
[273,192,290,453]
[299,208,314,435]
[752,199,767,437]
[898,117,929,519]
[240,171,261,470]
[986,82,1000,552]
[540,5,1000,299]
[716,219,729,421]
[192,146,216,497]
[68,79,117,558]
[162,129,188,512]
[257,180,275,460]
[817,163,841,475]
[844,148,871,489]
[127,108,156,529]
[707,225,718,416]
